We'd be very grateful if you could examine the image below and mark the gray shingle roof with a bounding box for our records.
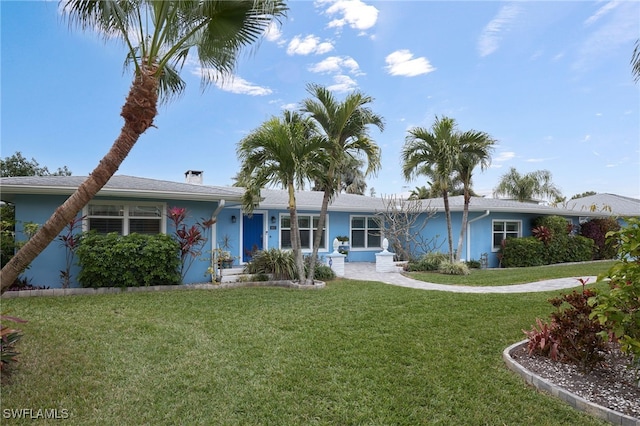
[258,190,608,216]
[2,175,633,218]
[0,175,244,202]
[565,193,640,217]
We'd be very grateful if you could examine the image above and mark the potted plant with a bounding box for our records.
[214,248,234,269]
[336,235,349,260]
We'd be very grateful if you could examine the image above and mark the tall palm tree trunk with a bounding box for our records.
[287,184,306,282]
[442,189,454,263]
[307,187,331,285]
[455,191,471,261]
[0,68,159,293]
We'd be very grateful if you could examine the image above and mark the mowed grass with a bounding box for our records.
[406,260,616,286]
[1,280,607,425]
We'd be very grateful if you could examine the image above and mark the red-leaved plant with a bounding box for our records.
[167,207,210,281]
[532,225,552,245]
[524,277,608,373]
[523,317,560,360]
[1,312,27,370]
[57,215,85,288]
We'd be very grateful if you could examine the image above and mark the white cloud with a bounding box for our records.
[494,151,516,162]
[308,56,362,75]
[385,50,435,77]
[526,157,555,163]
[321,0,379,32]
[477,3,521,57]
[209,74,273,96]
[327,74,358,92]
[264,21,283,44]
[280,102,299,110]
[573,2,639,71]
[584,1,619,26]
[286,35,334,55]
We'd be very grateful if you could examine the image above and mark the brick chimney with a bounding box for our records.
[185,170,203,185]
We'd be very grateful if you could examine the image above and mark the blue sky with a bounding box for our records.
[2,1,639,199]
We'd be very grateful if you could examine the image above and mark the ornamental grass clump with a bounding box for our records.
[244,249,296,281]
[405,252,448,272]
[438,261,470,276]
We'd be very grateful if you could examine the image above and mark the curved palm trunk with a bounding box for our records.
[307,188,331,285]
[442,190,454,263]
[0,68,158,293]
[455,190,471,262]
[287,183,306,282]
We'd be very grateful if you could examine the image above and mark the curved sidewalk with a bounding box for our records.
[343,262,596,294]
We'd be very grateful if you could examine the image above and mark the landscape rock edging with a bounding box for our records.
[503,340,640,426]
[1,280,326,298]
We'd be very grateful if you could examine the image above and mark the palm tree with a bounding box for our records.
[301,84,383,284]
[454,131,495,261]
[0,0,287,292]
[312,155,368,195]
[236,111,325,282]
[402,116,460,263]
[493,167,562,203]
[408,185,431,200]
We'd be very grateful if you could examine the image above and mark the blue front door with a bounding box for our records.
[242,214,263,262]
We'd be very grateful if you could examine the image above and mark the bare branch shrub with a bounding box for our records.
[375,195,443,261]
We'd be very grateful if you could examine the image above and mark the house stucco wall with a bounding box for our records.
[11,195,220,288]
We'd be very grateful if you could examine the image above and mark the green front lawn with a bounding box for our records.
[1,281,606,425]
[407,260,616,286]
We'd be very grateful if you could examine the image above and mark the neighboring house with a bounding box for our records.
[565,193,640,220]
[1,173,633,287]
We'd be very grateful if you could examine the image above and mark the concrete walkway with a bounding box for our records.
[343,262,596,294]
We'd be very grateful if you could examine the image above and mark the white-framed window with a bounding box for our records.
[280,214,327,251]
[492,220,521,251]
[84,202,166,235]
[350,215,381,249]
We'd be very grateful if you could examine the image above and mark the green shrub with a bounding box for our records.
[244,249,296,281]
[533,215,571,237]
[76,232,181,288]
[465,259,482,269]
[1,221,15,269]
[543,235,568,265]
[541,235,594,265]
[405,252,448,272]
[303,255,336,281]
[499,237,545,267]
[311,264,335,281]
[564,235,595,262]
[438,261,470,275]
[590,218,640,368]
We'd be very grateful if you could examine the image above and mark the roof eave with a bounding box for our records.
[0,185,243,202]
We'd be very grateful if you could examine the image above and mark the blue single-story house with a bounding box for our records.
[1,172,636,287]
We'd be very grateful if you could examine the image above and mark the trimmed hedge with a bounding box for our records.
[500,237,545,267]
[500,235,594,267]
[76,232,181,288]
